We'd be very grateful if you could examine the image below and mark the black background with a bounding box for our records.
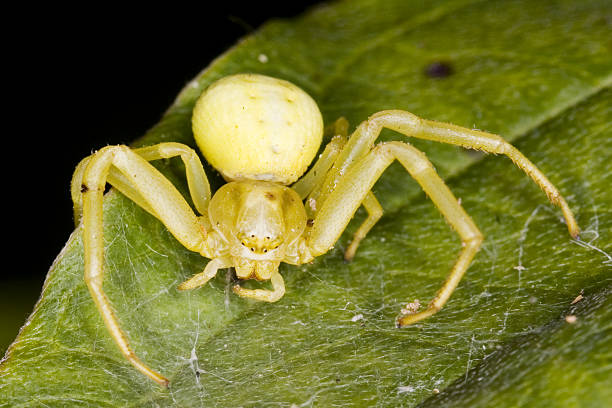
[4,2,323,348]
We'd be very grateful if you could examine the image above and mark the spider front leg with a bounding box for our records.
[292,117,349,199]
[76,144,212,387]
[292,117,383,260]
[369,110,580,237]
[306,141,483,326]
[73,142,211,227]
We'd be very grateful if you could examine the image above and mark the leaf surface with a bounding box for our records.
[2,0,611,406]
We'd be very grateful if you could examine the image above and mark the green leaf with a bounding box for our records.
[2,0,611,406]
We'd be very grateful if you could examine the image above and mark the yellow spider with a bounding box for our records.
[71,73,579,387]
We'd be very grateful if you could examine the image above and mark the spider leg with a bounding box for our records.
[292,117,349,199]
[369,110,579,237]
[72,143,211,225]
[71,157,92,224]
[133,142,211,216]
[344,191,382,262]
[177,257,233,291]
[295,117,385,260]
[79,145,211,387]
[232,270,286,302]
[306,141,482,326]
[310,110,578,243]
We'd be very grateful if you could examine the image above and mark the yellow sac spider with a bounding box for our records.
[71,73,579,387]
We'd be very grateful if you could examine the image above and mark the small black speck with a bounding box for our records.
[307,219,314,227]
[250,248,255,252]
[264,249,268,253]
[425,61,453,78]
[80,184,89,193]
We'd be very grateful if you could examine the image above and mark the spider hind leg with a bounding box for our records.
[344,191,383,262]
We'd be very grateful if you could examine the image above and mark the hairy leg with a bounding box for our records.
[72,142,211,224]
[344,191,383,262]
[371,110,579,237]
[79,145,210,386]
[134,142,211,216]
[293,134,347,200]
[307,141,482,325]
[293,117,348,200]
[311,110,578,240]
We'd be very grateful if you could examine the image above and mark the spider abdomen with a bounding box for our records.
[192,73,324,184]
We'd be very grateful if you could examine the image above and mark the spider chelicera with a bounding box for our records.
[72,73,579,386]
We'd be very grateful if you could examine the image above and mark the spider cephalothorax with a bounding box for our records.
[201,179,311,285]
[72,73,579,386]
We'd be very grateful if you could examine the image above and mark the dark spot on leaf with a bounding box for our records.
[81,184,89,193]
[307,219,314,227]
[425,61,453,78]
[265,192,276,200]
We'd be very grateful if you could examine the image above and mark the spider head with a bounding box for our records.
[208,180,307,280]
